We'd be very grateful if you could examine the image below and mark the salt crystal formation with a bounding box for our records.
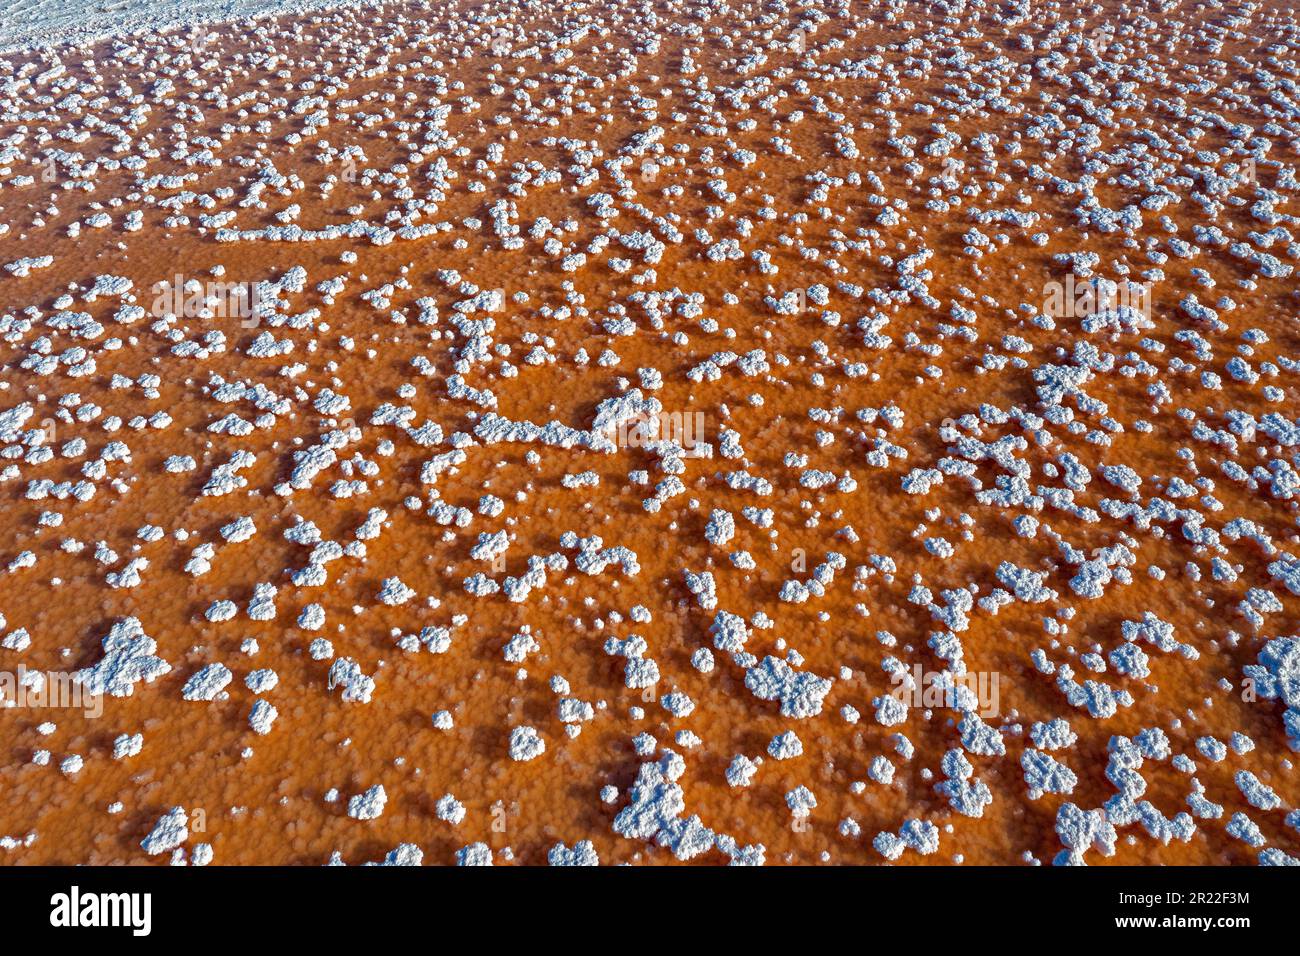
[0,0,1297,866]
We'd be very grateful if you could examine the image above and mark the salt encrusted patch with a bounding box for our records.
[377,576,416,605]
[613,753,728,862]
[874,819,939,860]
[508,725,545,762]
[744,656,832,719]
[1243,636,1300,750]
[347,785,387,821]
[327,658,375,703]
[768,731,803,760]
[1030,719,1078,752]
[298,604,326,630]
[249,699,278,735]
[726,754,760,788]
[435,794,466,826]
[367,844,424,867]
[548,840,599,866]
[456,843,493,866]
[140,807,188,855]
[182,663,232,701]
[74,618,171,698]
[1053,803,1117,866]
[0,0,1297,869]
[113,733,143,759]
[785,786,817,819]
[1021,749,1078,800]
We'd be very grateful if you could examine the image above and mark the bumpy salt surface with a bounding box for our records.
[0,0,368,52]
[0,0,1297,867]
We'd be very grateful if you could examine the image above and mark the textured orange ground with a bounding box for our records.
[0,0,1298,865]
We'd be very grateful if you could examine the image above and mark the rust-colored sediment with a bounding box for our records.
[0,0,1297,865]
